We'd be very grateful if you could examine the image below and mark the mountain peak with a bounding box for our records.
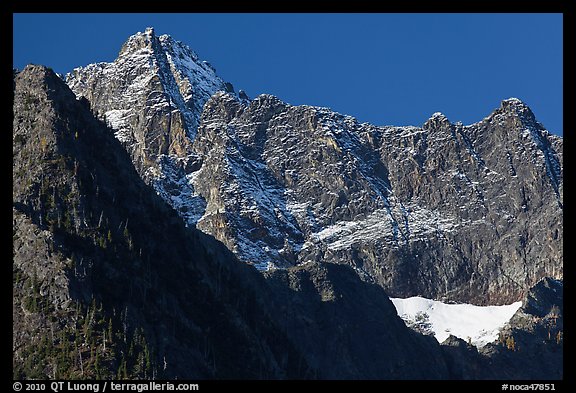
[118,28,158,57]
[498,97,536,122]
[423,111,451,131]
[429,111,448,120]
[18,64,77,105]
[500,97,531,113]
[20,64,57,81]
[501,97,526,107]
[144,26,155,37]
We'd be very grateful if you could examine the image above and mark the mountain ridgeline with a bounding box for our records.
[13,27,563,380]
[13,64,459,380]
[13,64,311,379]
[67,28,562,306]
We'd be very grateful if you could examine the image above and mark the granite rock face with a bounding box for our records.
[67,29,562,307]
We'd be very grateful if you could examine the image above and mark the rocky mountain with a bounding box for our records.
[67,29,562,306]
[191,92,563,306]
[66,27,235,224]
[12,64,459,380]
[14,27,563,380]
[13,64,310,379]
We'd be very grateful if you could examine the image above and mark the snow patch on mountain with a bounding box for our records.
[153,155,207,225]
[308,205,460,251]
[105,109,133,143]
[391,296,522,347]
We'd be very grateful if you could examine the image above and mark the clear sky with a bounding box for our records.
[13,13,563,135]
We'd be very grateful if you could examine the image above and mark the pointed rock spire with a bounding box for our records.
[498,97,537,123]
[118,27,158,57]
[423,111,451,131]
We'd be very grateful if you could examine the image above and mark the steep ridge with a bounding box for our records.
[67,29,562,307]
[13,65,309,379]
[14,64,462,380]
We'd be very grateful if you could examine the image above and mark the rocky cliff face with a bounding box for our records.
[13,64,460,380]
[13,65,311,379]
[67,29,562,307]
[189,92,563,305]
[66,27,232,224]
[264,262,450,379]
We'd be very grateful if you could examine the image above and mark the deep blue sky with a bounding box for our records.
[13,13,563,135]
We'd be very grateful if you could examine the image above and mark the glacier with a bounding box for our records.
[391,296,522,348]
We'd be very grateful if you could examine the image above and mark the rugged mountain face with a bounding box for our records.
[264,262,450,379]
[13,64,311,379]
[67,29,562,307]
[490,277,563,379]
[66,27,234,224]
[13,23,564,378]
[13,64,467,380]
[191,93,563,306]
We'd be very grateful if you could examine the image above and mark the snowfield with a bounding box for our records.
[391,296,522,347]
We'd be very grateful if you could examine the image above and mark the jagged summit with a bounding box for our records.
[118,27,156,57]
[500,97,532,112]
[66,29,562,307]
[118,27,205,67]
[430,111,447,118]
[499,97,536,119]
[66,29,229,176]
[423,111,451,130]
[501,97,528,106]
[19,64,62,89]
[67,28,230,142]
[14,28,564,379]
[424,99,537,131]
[17,65,81,118]
[67,28,248,226]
